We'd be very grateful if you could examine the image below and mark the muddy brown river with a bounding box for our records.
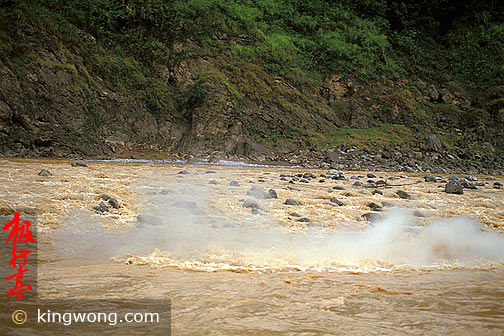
[1,159,503,335]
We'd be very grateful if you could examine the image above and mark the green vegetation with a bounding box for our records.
[0,0,502,155]
[308,124,419,149]
[3,0,501,87]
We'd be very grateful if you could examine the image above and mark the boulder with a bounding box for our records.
[445,180,464,194]
[330,198,344,206]
[362,213,381,223]
[243,199,263,210]
[397,190,411,199]
[268,189,278,198]
[427,135,442,152]
[246,185,270,199]
[367,202,383,212]
[92,201,109,213]
[38,169,52,177]
[108,197,120,209]
[424,175,440,183]
[284,198,299,206]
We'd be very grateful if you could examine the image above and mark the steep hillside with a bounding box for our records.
[0,0,503,173]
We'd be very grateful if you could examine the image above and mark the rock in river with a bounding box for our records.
[247,185,271,199]
[284,198,299,206]
[38,169,52,176]
[445,180,464,194]
[397,190,411,199]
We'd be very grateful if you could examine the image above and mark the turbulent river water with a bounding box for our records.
[1,158,503,335]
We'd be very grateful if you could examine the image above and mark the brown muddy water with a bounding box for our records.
[1,158,504,335]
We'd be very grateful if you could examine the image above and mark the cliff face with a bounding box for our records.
[0,2,503,173]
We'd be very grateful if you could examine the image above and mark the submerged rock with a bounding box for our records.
[174,201,197,208]
[413,211,426,217]
[243,199,263,210]
[72,162,88,167]
[229,181,240,187]
[268,189,278,198]
[494,182,503,189]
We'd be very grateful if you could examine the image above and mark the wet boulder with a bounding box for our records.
[330,197,344,206]
[445,180,464,194]
[367,202,383,212]
[242,199,263,210]
[333,172,348,181]
[494,182,503,189]
[268,189,278,199]
[284,198,299,206]
[108,197,120,209]
[424,175,441,183]
[92,201,109,213]
[72,162,88,167]
[397,190,411,199]
[302,172,316,179]
[38,169,52,177]
[362,213,381,223]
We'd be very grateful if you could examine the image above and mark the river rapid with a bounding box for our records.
[1,158,503,335]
